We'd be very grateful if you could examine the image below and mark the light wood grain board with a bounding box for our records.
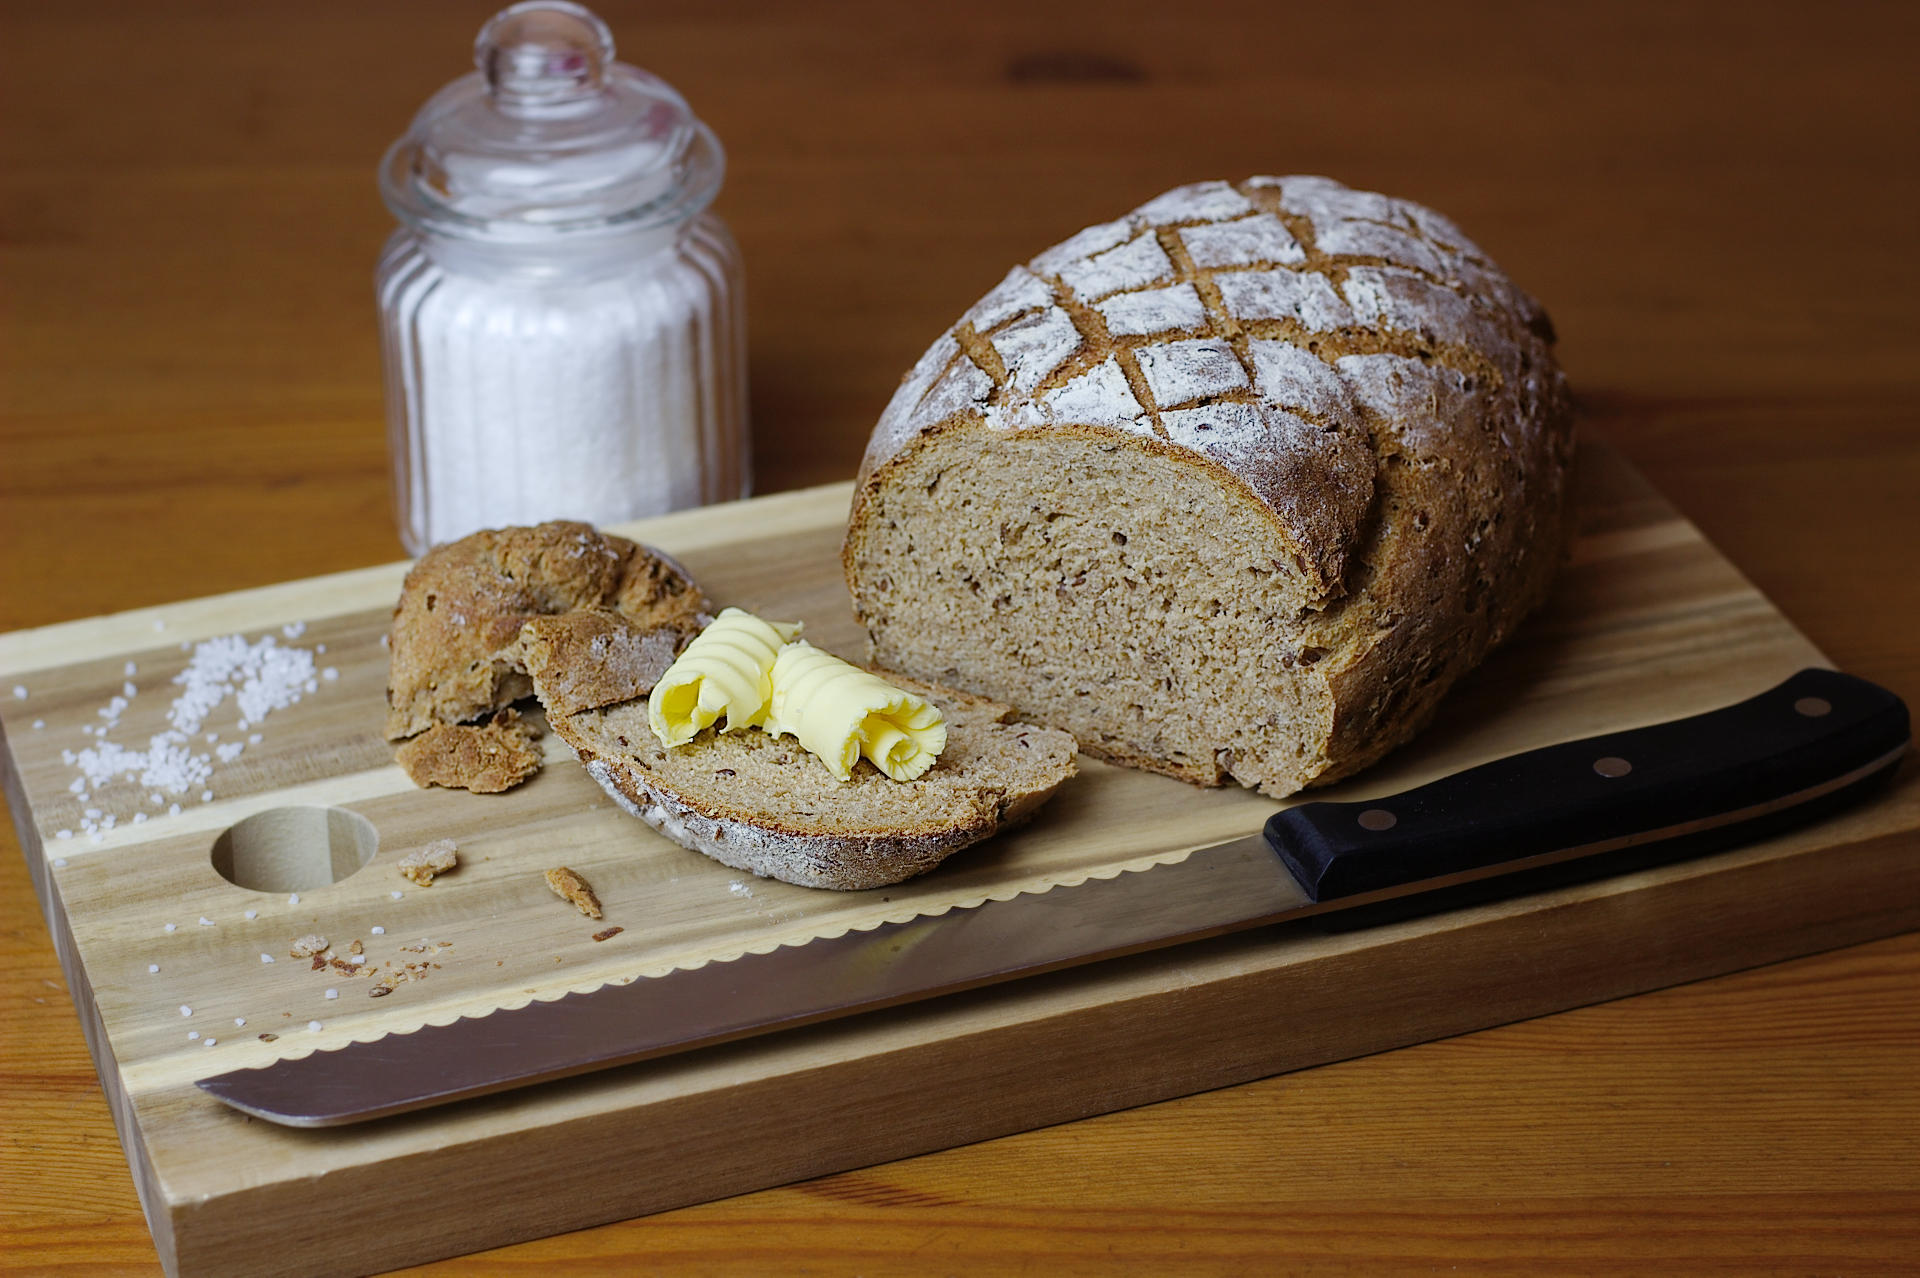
[1,440,1914,1278]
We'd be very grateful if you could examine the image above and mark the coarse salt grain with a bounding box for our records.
[325,989,339,1000]
[260,953,275,963]
[235,1017,246,1026]
[204,1038,216,1047]
[11,686,25,699]
[123,681,137,698]
[148,964,159,974]
[370,926,386,935]
[62,630,327,805]
[163,923,177,933]
[188,1030,200,1040]
[198,917,215,927]
[390,890,404,900]
[55,830,72,840]
[321,668,339,681]
[168,804,181,817]
[132,812,147,824]
[179,1005,192,1017]
[248,733,262,745]
[52,857,68,868]
[308,1020,322,1032]
[125,661,138,677]
[32,720,44,730]
[244,909,258,920]
[288,893,300,905]
[88,833,104,845]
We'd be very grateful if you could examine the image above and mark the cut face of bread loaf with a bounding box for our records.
[544,676,1078,891]
[843,177,1574,798]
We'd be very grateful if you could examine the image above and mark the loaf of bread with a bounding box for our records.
[843,176,1574,798]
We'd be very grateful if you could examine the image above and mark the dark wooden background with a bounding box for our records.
[4,1,1916,1271]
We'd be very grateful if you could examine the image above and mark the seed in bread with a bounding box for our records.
[843,176,1574,799]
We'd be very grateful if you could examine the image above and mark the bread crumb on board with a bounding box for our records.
[545,867,603,919]
[398,838,459,886]
[592,926,624,942]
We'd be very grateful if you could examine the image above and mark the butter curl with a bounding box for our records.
[647,608,800,748]
[765,641,947,782]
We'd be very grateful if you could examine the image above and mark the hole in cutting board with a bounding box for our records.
[210,807,379,892]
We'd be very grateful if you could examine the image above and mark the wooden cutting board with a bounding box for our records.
[2,439,1916,1278]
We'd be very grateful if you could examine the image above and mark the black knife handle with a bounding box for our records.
[1266,669,1910,904]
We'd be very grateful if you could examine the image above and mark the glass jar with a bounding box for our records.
[376,1,748,555]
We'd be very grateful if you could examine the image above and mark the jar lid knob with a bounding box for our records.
[476,1,615,114]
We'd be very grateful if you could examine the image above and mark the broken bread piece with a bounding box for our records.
[545,866,603,918]
[395,710,543,794]
[385,521,710,741]
[397,839,459,886]
[518,608,688,717]
[545,674,1078,891]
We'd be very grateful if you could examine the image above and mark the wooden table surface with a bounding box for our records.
[4,1,1916,1272]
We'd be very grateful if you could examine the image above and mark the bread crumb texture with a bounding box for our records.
[844,176,1575,798]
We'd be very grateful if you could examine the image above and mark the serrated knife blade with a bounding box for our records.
[198,668,1908,1126]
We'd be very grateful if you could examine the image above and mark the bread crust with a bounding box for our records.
[843,176,1573,798]
[385,521,710,741]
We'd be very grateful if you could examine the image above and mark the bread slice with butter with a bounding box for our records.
[533,634,1078,890]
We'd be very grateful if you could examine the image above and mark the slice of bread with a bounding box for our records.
[542,674,1078,891]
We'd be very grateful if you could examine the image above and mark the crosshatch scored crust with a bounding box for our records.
[844,175,1576,798]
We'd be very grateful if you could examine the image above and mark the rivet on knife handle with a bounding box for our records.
[1265,668,1910,903]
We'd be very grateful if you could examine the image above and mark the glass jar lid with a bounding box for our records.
[380,1,724,241]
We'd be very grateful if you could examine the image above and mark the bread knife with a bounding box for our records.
[197,667,1909,1127]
